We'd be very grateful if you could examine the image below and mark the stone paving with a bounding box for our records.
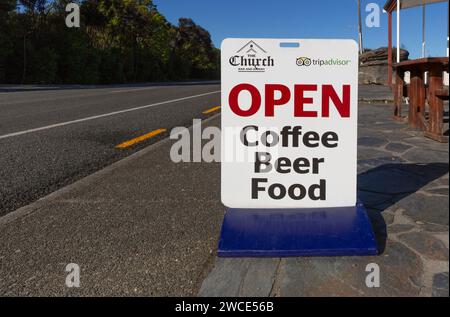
[200,102,449,297]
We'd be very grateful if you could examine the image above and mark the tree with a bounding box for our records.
[0,0,17,82]
[171,18,219,79]
[1,0,220,84]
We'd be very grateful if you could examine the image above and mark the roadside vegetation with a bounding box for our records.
[0,0,220,84]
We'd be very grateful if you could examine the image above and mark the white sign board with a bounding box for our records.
[221,38,358,209]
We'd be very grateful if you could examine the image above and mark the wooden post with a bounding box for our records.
[409,69,425,129]
[358,0,364,54]
[394,66,405,120]
[425,66,445,141]
[388,12,393,86]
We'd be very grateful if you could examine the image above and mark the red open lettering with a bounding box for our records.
[294,84,318,117]
[265,84,291,117]
[228,84,351,118]
[322,85,350,117]
[229,83,261,117]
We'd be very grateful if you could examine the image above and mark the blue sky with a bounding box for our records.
[155,0,448,59]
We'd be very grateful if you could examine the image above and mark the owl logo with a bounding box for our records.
[296,57,312,66]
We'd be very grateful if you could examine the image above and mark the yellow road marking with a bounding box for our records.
[116,128,167,149]
[202,106,221,114]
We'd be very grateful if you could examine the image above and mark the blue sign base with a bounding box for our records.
[218,202,378,257]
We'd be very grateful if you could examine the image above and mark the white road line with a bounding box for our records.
[0,90,220,140]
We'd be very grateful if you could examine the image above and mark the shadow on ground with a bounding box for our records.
[358,162,449,253]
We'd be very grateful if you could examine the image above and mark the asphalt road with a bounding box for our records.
[0,83,221,216]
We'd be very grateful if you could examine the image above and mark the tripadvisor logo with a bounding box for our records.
[229,41,274,73]
[296,57,351,67]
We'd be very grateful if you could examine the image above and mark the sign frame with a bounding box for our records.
[218,38,378,257]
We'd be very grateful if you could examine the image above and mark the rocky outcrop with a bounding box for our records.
[359,47,409,85]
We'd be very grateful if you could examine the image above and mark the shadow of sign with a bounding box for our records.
[357,162,449,253]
